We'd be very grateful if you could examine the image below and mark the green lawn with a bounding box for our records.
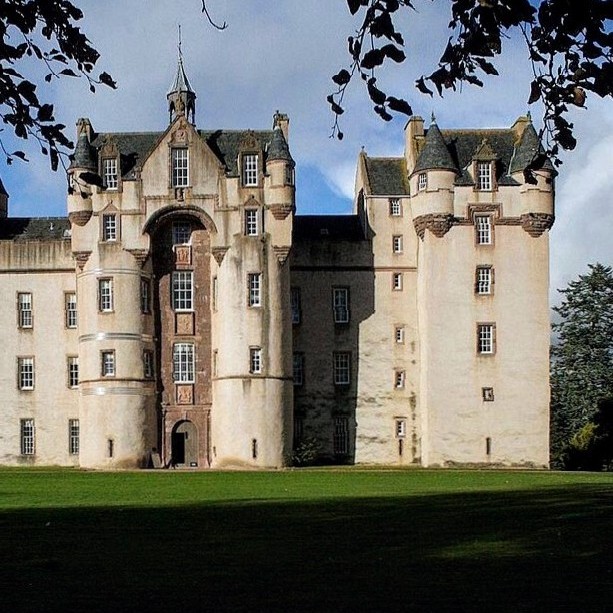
[1,468,611,612]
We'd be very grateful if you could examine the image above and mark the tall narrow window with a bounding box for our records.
[291,287,301,324]
[20,419,35,455]
[103,158,118,190]
[333,352,351,385]
[17,292,33,328]
[395,419,407,438]
[389,198,402,216]
[140,278,150,314]
[249,347,262,374]
[395,326,405,344]
[212,276,218,311]
[68,419,80,455]
[394,370,406,389]
[172,148,189,187]
[475,215,492,245]
[418,173,427,191]
[244,209,259,236]
[477,324,495,355]
[242,153,258,186]
[102,214,117,241]
[172,221,191,245]
[333,417,349,455]
[65,292,77,328]
[392,235,403,254]
[67,356,79,388]
[248,273,262,307]
[101,351,116,377]
[482,387,495,402]
[392,272,403,291]
[18,357,34,390]
[293,353,304,386]
[476,162,492,190]
[333,288,350,324]
[98,278,113,312]
[476,267,493,295]
[143,350,154,379]
[172,271,194,311]
[173,343,194,383]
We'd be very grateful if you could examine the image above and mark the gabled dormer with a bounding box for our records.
[471,138,499,191]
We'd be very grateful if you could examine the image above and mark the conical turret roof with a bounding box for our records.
[413,120,457,174]
[70,131,97,170]
[267,126,294,164]
[509,121,554,174]
[168,57,194,95]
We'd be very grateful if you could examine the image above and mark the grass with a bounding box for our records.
[1,468,612,612]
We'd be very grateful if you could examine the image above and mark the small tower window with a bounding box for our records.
[389,198,402,216]
[418,173,427,191]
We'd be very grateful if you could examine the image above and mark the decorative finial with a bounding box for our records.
[178,24,182,61]
[526,110,532,121]
[431,111,436,124]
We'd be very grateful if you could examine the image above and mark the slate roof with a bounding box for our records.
[509,122,555,174]
[293,215,366,242]
[89,129,278,179]
[168,58,194,94]
[413,122,456,174]
[363,157,409,195]
[0,217,70,241]
[267,127,294,164]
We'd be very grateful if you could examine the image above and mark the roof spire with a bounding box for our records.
[167,25,196,124]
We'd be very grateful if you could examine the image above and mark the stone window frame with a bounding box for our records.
[242,152,259,187]
[101,350,116,377]
[475,160,494,191]
[172,271,194,312]
[102,157,119,190]
[101,213,118,242]
[395,418,407,438]
[17,292,33,329]
[290,287,301,325]
[140,278,151,314]
[65,292,77,329]
[247,272,262,308]
[333,416,349,455]
[68,419,80,455]
[171,147,189,188]
[475,266,494,295]
[98,278,114,313]
[474,214,494,246]
[482,387,495,402]
[477,323,496,355]
[333,352,351,386]
[17,356,35,390]
[143,350,154,379]
[392,272,403,291]
[244,208,260,237]
[332,287,350,324]
[418,172,427,191]
[394,369,406,389]
[20,418,35,455]
[172,221,192,246]
[394,325,405,344]
[249,346,263,374]
[392,235,403,254]
[293,352,304,386]
[173,343,195,383]
[67,355,79,388]
[389,198,402,217]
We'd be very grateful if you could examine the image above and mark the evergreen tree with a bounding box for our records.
[551,263,613,468]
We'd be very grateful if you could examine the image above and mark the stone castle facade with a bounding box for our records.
[0,59,554,468]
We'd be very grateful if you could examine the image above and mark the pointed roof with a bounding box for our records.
[0,175,7,197]
[70,131,97,170]
[412,120,457,175]
[509,121,554,174]
[168,57,194,95]
[267,126,294,164]
[472,138,498,161]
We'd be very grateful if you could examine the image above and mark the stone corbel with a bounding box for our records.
[68,210,92,227]
[270,203,294,220]
[212,247,229,265]
[128,249,149,268]
[273,245,290,265]
[520,213,554,237]
[413,214,455,240]
[73,250,92,271]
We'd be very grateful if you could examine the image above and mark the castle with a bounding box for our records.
[0,57,554,468]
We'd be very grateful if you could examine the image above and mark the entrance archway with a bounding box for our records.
[171,420,198,467]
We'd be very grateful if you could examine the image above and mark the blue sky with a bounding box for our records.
[1,0,611,297]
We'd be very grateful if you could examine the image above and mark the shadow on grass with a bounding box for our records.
[1,485,612,612]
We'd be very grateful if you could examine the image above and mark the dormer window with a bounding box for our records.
[103,158,118,190]
[242,153,258,186]
[171,148,189,188]
[418,173,427,191]
[476,161,492,191]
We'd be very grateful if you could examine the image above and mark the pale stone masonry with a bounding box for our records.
[0,59,554,469]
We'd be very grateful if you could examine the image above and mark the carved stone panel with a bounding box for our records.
[176,384,194,405]
[175,312,194,336]
[175,245,191,266]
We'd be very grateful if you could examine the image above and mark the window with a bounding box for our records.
[244,209,259,236]
[250,347,262,374]
[418,172,427,191]
[285,165,295,186]
[392,235,403,254]
[140,278,150,314]
[173,343,194,383]
[101,351,115,377]
[389,198,402,216]
[333,352,350,386]
[394,370,406,389]
[293,353,304,386]
[290,287,301,324]
[172,221,191,245]
[475,215,492,245]
[18,357,34,390]
[248,273,262,307]
[212,276,218,311]
[486,437,492,456]
[143,350,154,379]
[293,416,304,446]
[102,214,117,241]
[476,267,493,295]
[172,148,189,187]
[69,419,80,455]
[477,324,495,355]
[333,288,349,324]
[476,161,492,190]
[395,326,405,344]
[65,293,77,328]
[103,158,118,190]
[172,271,193,311]
[108,439,114,458]
[482,387,495,402]
[242,153,258,186]
[98,278,113,312]
[213,350,218,377]
[395,419,407,438]
[67,356,79,388]
[17,292,32,328]
[333,417,349,455]
[20,419,35,455]
[392,272,403,291]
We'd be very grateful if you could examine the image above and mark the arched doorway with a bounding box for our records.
[171,420,198,467]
